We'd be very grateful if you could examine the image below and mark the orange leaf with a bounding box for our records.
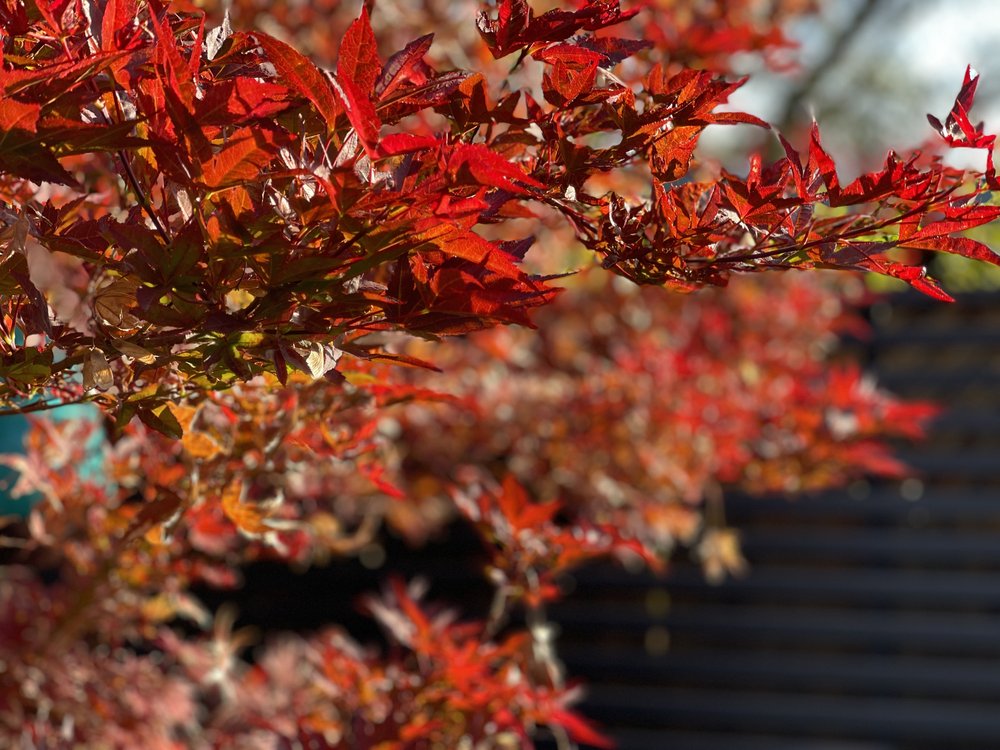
[412,220,526,281]
[200,128,280,188]
[183,431,224,461]
[220,480,270,536]
[166,402,198,432]
[0,98,40,133]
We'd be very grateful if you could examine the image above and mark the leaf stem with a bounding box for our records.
[110,93,172,244]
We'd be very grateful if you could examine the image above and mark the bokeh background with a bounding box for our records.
[4,1,1000,748]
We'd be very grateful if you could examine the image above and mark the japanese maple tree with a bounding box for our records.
[0,0,997,747]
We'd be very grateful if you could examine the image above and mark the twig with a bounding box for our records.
[0,396,89,418]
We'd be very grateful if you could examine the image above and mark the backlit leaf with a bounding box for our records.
[113,340,157,365]
[255,33,342,130]
[200,128,281,188]
[82,349,114,392]
[339,9,381,95]
[220,480,272,537]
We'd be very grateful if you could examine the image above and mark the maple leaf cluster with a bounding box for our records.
[0,0,998,747]
[0,385,615,746]
[1,0,997,417]
[393,271,938,561]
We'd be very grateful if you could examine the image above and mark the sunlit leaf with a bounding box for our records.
[82,348,114,392]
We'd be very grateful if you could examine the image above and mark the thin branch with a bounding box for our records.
[0,396,89,418]
[110,93,172,244]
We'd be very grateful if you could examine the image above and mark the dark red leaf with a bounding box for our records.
[148,6,196,112]
[571,35,652,65]
[927,65,998,188]
[478,0,636,58]
[376,34,434,101]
